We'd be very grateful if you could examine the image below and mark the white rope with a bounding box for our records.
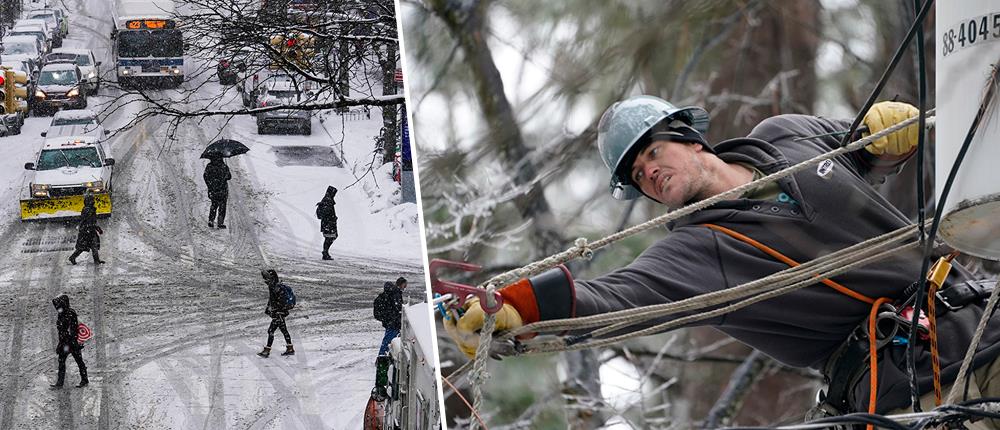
[524,241,920,353]
[945,278,1000,404]
[501,223,919,339]
[468,284,498,430]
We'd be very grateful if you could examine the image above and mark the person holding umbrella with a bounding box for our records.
[200,139,249,229]
[203,156,231,229]
[316,186,338,260]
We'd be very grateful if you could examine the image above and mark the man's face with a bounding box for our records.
[629,140,709,208]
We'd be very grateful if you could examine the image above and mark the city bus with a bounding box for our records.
[111,0,183,88]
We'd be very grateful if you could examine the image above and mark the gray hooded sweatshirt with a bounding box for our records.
[537,114,1000,413]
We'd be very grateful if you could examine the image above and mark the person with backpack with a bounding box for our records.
[68,193,104,265]
[315,186,338,260]
[51,294,88,388]
[257,269,296,358]
[373,277,405,356]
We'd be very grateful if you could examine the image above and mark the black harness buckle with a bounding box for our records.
[936,279,995,312]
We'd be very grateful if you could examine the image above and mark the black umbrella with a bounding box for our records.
[201,139,250,159]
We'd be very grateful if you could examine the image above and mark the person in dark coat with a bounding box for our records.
[51,294,88,388]
[203,157,232,229]
[315,186,338,260]
[258,269,294,358]
[375,277,405,356]
[446,97,1000,420]
[69,193,104,265]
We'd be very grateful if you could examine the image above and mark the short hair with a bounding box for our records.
[396,277,407,286]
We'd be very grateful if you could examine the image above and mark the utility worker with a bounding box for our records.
[444,96,1000,424]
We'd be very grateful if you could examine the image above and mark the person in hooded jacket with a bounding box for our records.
[375,277,405,356]
[69,193,104,265]
[51,294,88,388]
[316,186,338,260]
[445,97,1000,425]
[258,269,294,357]
[204,156,232,229]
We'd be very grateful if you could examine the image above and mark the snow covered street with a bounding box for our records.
[0,0,424,429]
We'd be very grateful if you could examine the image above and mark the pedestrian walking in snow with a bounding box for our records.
[316,186,338,260]
[51,294,88,388]
[373,277,405,356]
[258,269,296,358]
[69,193,104,265]
[203,156,231,229]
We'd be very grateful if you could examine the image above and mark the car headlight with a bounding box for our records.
[88,71,96,79]
[67,88,79,97]
[85,180,103,188]
[172,69,181,75]
[31,183,50,197]
[34,90,45,99]
[122,69,130,75]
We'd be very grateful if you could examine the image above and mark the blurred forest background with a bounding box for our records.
[401,1,937,428]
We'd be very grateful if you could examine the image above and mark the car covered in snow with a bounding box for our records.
[257,80,312,136]
[9,24,52,54]
[29,8,67,39]
[33,62,87,115]
[46,48,101,94]
[41,109,108,141]
[255,79,312,135]
[22,11,62,47]
[21,138,114,220]
[1,34,44,72]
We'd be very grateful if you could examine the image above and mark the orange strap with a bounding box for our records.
[927,282,942,406]
[703,223,889,425]
[703,223,876,303]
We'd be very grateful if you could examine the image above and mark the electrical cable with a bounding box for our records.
[901,0,932,412]
[835,0,934,150]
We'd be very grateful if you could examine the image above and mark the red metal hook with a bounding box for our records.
[429,259,504,314]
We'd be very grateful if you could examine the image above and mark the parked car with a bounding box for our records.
[13,18,57,49]
[24,11,62,47]
[9,24,51,53]
[256,79,312,135]
[37,8,68,38]
[46,48,100,95]
[33,62,86,115]
[1,35,44,73]
[216,47,252,85]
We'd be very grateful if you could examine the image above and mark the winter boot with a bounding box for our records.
[208,221,214,228]
[281,344,295,356]
[257,347,271,358]
[50,382,64,389]
[68,256,77,265]
[217,224,227,229]
[322,252,332,260]
[76,378,89,388]
[92,250,106,264]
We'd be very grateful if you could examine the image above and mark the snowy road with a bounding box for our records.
[0,1,424,429]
